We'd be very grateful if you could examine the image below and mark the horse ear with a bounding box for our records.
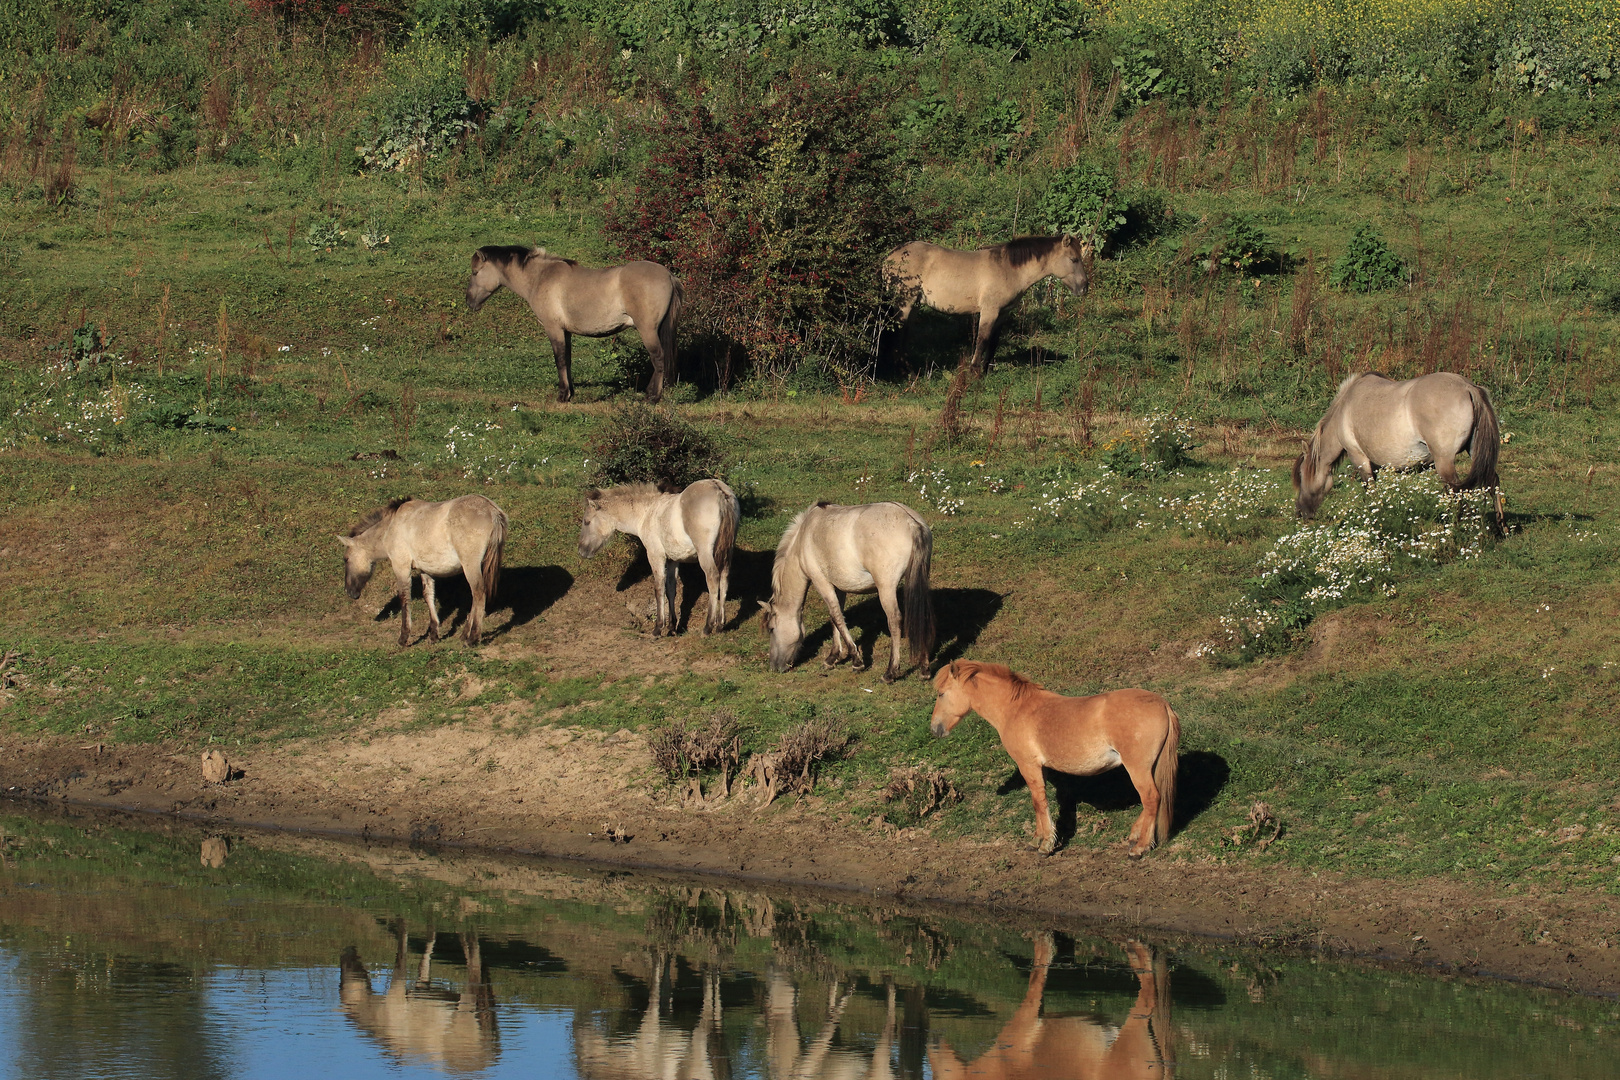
[586,488,602,502]
[335,535,353,548]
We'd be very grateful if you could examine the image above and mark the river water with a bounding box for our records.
[0,803,1615,1079]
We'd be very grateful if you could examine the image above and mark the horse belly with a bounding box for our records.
[828,567,876,593]
[1047,743,1122,777]
[664,535,699,562]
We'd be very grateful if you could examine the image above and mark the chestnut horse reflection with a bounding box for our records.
[339,922,498,1074]
[931,934,1172,1080]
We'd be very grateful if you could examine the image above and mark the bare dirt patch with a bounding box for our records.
[3,724,1617,996]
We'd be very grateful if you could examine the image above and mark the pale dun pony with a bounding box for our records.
[337,495,506,647]
[882,235,1093,374]
[464,244,683,403]
[1294,371,1501,520]
[577,479,739,636]
[930,661,1179,857]
[761,501,933,683]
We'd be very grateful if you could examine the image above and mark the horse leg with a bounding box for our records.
[877,584,904,684]
[421,573,441,643]
[547,329,573,403]
[697,545,724,636]
[970,310,1003,376]
[638,324,666,404]
[1120,757,1162,857]
[461,563,487,647]
[649,553,675,637]
[1017,759,1058,855]
[1434,451,1462,489]
[817,584,859,668]
[396,573,414,647]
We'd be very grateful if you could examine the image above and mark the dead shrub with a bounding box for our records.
[649,709,744,802]
[748,714,855,808]
[1225,801,1283,849]
[880,766,960,826]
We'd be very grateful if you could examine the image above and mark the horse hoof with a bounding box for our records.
[1036,839,1056,856]
[881,670,897,685]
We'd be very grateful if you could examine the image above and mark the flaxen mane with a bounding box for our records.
[348,496,413,537]
[995,235,1062,268]
[1303,372,1369,472]
[593,482,661,510]
[772,504,815,594]
[960,660,1041,699]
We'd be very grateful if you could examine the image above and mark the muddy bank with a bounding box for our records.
[3,725,1616,997]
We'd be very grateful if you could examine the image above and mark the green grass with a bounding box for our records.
[3,106,1620,904]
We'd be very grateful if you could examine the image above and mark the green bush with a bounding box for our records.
[1200,213,1276,276]
[1037,161,1127,247]
[588,402,725,489]
[1330,224,1407,292]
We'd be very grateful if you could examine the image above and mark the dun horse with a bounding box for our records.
[882,235,1092,373]
[761,501,933,683]
[337,495,506,647]
[465,245,683,403]
[578,479,739,636]
[1294,371,1501,520]
[930,661,1179,857]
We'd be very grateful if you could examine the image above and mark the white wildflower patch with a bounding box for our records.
[1101,412,1197,479]
[442,421,542,482]
[1157,468,1282,540]
[1011,469,1134,531]
[906,467,964,515]
[1222,470,1495,656]
[6,374,154,449]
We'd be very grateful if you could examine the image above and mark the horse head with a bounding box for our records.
[759,600,803,673]
[1291,444,1333,520]
[334,534,374,599]
[577,491,618,558]
[465,249,509,313]
[929,661,974,737]
[1056,235,1093,297]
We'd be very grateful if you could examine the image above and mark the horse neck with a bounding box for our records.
[1308,417,1345,472]
[602,490,660,541]
[964,679,1020,736]
[353,519,392,559]
[1015,251,1064,293]
[769,546,810,615]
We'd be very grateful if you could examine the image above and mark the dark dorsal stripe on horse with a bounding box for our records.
[995,235,1063,268]
[348,495,413,537]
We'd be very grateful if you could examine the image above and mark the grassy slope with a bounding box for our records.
[1,126,1619,903]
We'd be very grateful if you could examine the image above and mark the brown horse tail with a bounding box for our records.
[903,522,935,675]
[1154,705,1181,848]
[714,483,739,579]
[482,506,507,601]
[1466,384,1501,491]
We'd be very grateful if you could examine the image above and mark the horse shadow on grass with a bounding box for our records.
[374,565,573,642]
[789,587,1004,675]
[996,750,1231,850]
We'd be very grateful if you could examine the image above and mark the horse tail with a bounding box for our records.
[903,521,935,675]
[1153,704,1181,848]
[660,276,682,372]
[1465,383,1501,491]
[713,482,739,580]
[482,505,507,601]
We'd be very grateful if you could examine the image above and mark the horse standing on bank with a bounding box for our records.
[464,245,683,403]
[1293,371,1501,520]
[578,479,739,637]
[760,501,933,683]
[882,235,1093,374]
[337,495,507,647]
[929,661,1179,858]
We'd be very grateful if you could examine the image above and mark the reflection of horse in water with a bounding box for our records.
[339,921,499,1075]
[575,954,898,1080]
[930,934,1172,1080]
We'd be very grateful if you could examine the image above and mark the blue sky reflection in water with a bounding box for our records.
[1,806,1618,1080]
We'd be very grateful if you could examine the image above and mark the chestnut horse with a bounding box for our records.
[464,245,683,403]
[1293,371,1501,520]
[930,661,1179,857]
[882,235,1092,374]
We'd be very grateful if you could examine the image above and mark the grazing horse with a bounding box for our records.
[1293,371,1501,520]
[761,501,934,683]
[882,235,1092,374]
[929,661,1179,857]
[464,244,683,403]
[578,479,739,636]
[931,934,1172,1080]
[337,495,506,647]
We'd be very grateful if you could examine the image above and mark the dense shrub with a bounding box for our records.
[1200,213,1276,276]
[1037,161,1127,245]
[1330,224,1407,292]
[588,402,725,489]
[603,75,919,382]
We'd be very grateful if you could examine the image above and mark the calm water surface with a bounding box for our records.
[1,804,1616,1079]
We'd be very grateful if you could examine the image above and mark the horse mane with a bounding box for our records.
[1302,372,1370,469]
[992,235,1062,269]
[348,496,413,537]
[473,244,540,269]
[772,503,820,595]
[592,482,662,510]
[955,660,1042,698]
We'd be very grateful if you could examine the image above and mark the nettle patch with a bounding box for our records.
[1219,471,1496,659]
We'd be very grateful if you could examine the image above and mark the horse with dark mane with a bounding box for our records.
[1293,371,1501,520]
[882,235,1092,373]
[465,245,682,403]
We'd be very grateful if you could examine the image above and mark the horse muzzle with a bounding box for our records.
[930,720,948,738]
[465,290,485,313]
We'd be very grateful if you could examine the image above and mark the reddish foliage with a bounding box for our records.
[243,0,408,31]
[605,76,920,378]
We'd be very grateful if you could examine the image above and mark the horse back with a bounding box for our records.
[1028,687,1174,774]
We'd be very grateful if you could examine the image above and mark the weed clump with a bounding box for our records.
[649,709,744,799]
[589,403,724,490]
[1330,224,1407,292]
[880,766,961,826]
[1100,413,1197,478]
[748,714,855,807]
